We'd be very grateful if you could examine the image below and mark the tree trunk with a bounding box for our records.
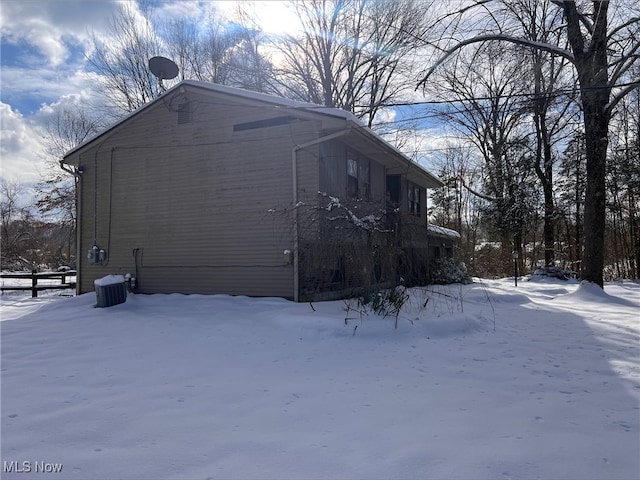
[580,93,609,287]
[531,41,558,268]
[631,189,640,279]
[574,149,583,268]
[533,106,556,267]
[563,1,611,288]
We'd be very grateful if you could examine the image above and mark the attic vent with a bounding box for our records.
[233,115,300,132]
[177,101,191,124]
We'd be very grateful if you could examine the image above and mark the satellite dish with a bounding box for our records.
[149,56,179,80]
[149,56,179,94]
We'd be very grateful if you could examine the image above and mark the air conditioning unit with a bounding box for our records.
[94,275,127,308]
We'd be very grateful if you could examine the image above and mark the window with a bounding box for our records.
[360,161,370,200]
[347,155,370,201]
[347,158,359,200]
[386,175,401,205]
[409,184,421,216]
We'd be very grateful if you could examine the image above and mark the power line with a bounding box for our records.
[361,80,640,109]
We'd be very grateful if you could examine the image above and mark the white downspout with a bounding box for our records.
[292,128,351,302]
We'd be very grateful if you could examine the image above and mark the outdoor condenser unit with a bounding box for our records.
[94,275,127,308]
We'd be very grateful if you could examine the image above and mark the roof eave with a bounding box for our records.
[62,81,444,191]
[62,80,355,163]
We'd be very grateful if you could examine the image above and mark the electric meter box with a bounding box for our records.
[94,275,127,308]
[87,246,107,264]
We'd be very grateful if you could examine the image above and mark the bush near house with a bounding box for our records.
[429,257,471,284]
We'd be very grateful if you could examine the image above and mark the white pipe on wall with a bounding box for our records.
[291,128,350,302]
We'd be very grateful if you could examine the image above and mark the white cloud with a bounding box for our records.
[1,88,110,187]
[215,1,300,35]
[0,103,47,184]
[395,125,472,173]
[1,63,106,115]
[0,0,118,66]
[373,107,397,126]
[1,0,118,122]
[156,1,218,21]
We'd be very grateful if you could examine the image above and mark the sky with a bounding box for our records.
[1,0,119,184]
[0,0,453,193]
[0,1,309,187]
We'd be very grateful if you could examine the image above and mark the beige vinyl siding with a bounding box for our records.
[67,82,443,300]
[76,91,322,298]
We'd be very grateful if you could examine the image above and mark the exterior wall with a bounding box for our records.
[427,235,456,258]
[317,149,429,250]
[68,83,445,301]
[74,90,322,298]
[302,139,435,298]
[319,140,386,203]
[395,179,428,248]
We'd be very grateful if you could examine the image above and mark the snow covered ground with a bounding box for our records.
[1,278,639,480]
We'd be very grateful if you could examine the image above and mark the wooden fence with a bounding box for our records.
[1,270,76,298]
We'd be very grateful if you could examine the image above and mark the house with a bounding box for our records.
[63,80,447,301]
[427,225,461,260]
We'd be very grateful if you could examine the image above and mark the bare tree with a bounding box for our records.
[425,41,539,272]
[89,2,277,116]
[502,0,577,266]
[557,130,587,269]
[605,88,640,279]
[88,2,164,115]
[36,104,103,264]
[225,4,278,94]
[41,105,103,160]
[418,0,640,287]
[428,146,484,273]
[160,11,248,86]
[272,0,433,126]
[1,180,36,269]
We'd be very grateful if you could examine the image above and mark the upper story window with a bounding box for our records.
[347,156,370,201]
[347,158,358,199]
[360,161,370,200]
[408,183,422,217]
[386,175,401,205]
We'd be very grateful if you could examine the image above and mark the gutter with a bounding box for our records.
[292,128,351,302]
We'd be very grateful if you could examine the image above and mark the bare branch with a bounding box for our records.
[608,16,640,39]
[457,175,497,203]
[417,34,574,89]
[607,82,640,113]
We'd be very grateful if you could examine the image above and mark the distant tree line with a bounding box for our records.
[1,180,74,270]
[26,0,638,282]
[421,0,639,282]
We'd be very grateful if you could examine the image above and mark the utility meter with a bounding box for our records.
[87,245,107,264]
